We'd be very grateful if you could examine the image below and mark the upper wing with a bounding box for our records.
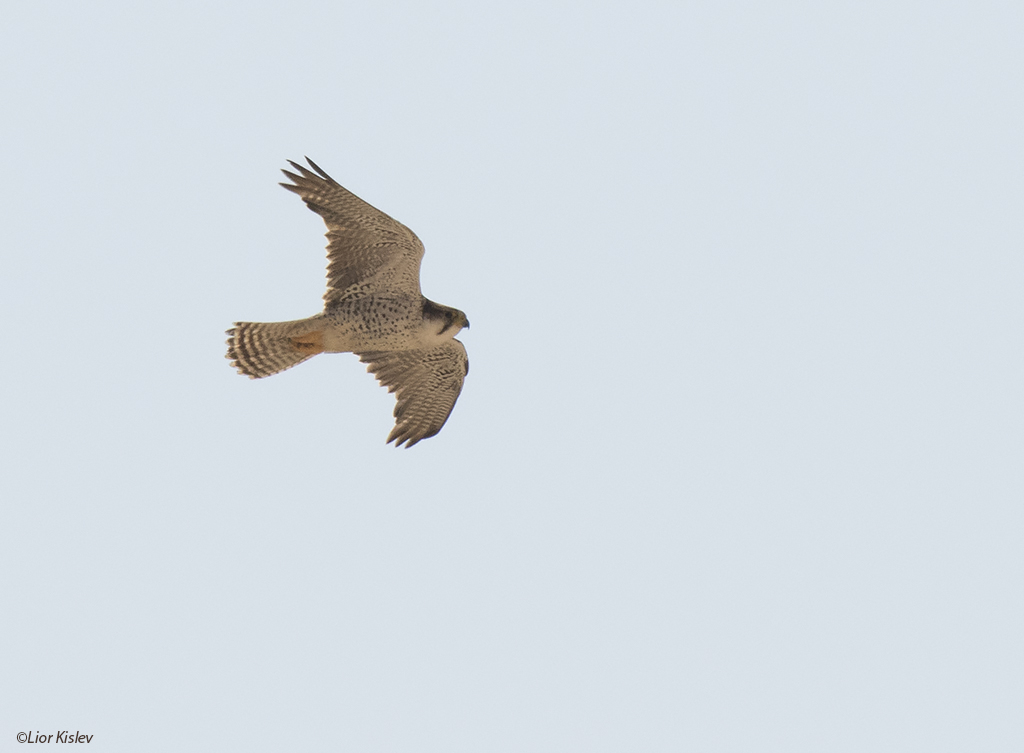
[279,158,425,304]
[357,340,469,448]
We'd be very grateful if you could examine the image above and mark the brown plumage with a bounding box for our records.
[226,158,469,447]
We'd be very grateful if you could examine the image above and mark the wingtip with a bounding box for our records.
[304,156,336,184]
[386,429,419,448]
[280,157,337,186]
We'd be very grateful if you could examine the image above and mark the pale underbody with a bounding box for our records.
[288,294,455,356]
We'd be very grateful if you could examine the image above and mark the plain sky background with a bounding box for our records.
[2,1,1022,750]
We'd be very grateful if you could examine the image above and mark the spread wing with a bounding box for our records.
[357,340,469,448]
[279,158,425,305]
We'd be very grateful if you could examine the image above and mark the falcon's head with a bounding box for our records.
[448,308,470,332]
[423,299,470,337]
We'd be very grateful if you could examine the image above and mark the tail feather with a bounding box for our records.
[226,318,325,378]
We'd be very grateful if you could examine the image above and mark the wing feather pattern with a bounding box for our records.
[279,158,424,304]
[358,340,469,448]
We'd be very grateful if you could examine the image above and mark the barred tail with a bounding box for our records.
[226,317,326,378]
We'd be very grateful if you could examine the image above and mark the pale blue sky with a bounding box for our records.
[2,1,1023,751]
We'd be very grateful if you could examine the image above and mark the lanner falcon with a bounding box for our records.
[226,158,470,447]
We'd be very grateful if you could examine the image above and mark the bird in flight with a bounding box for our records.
[226,158,470,447]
